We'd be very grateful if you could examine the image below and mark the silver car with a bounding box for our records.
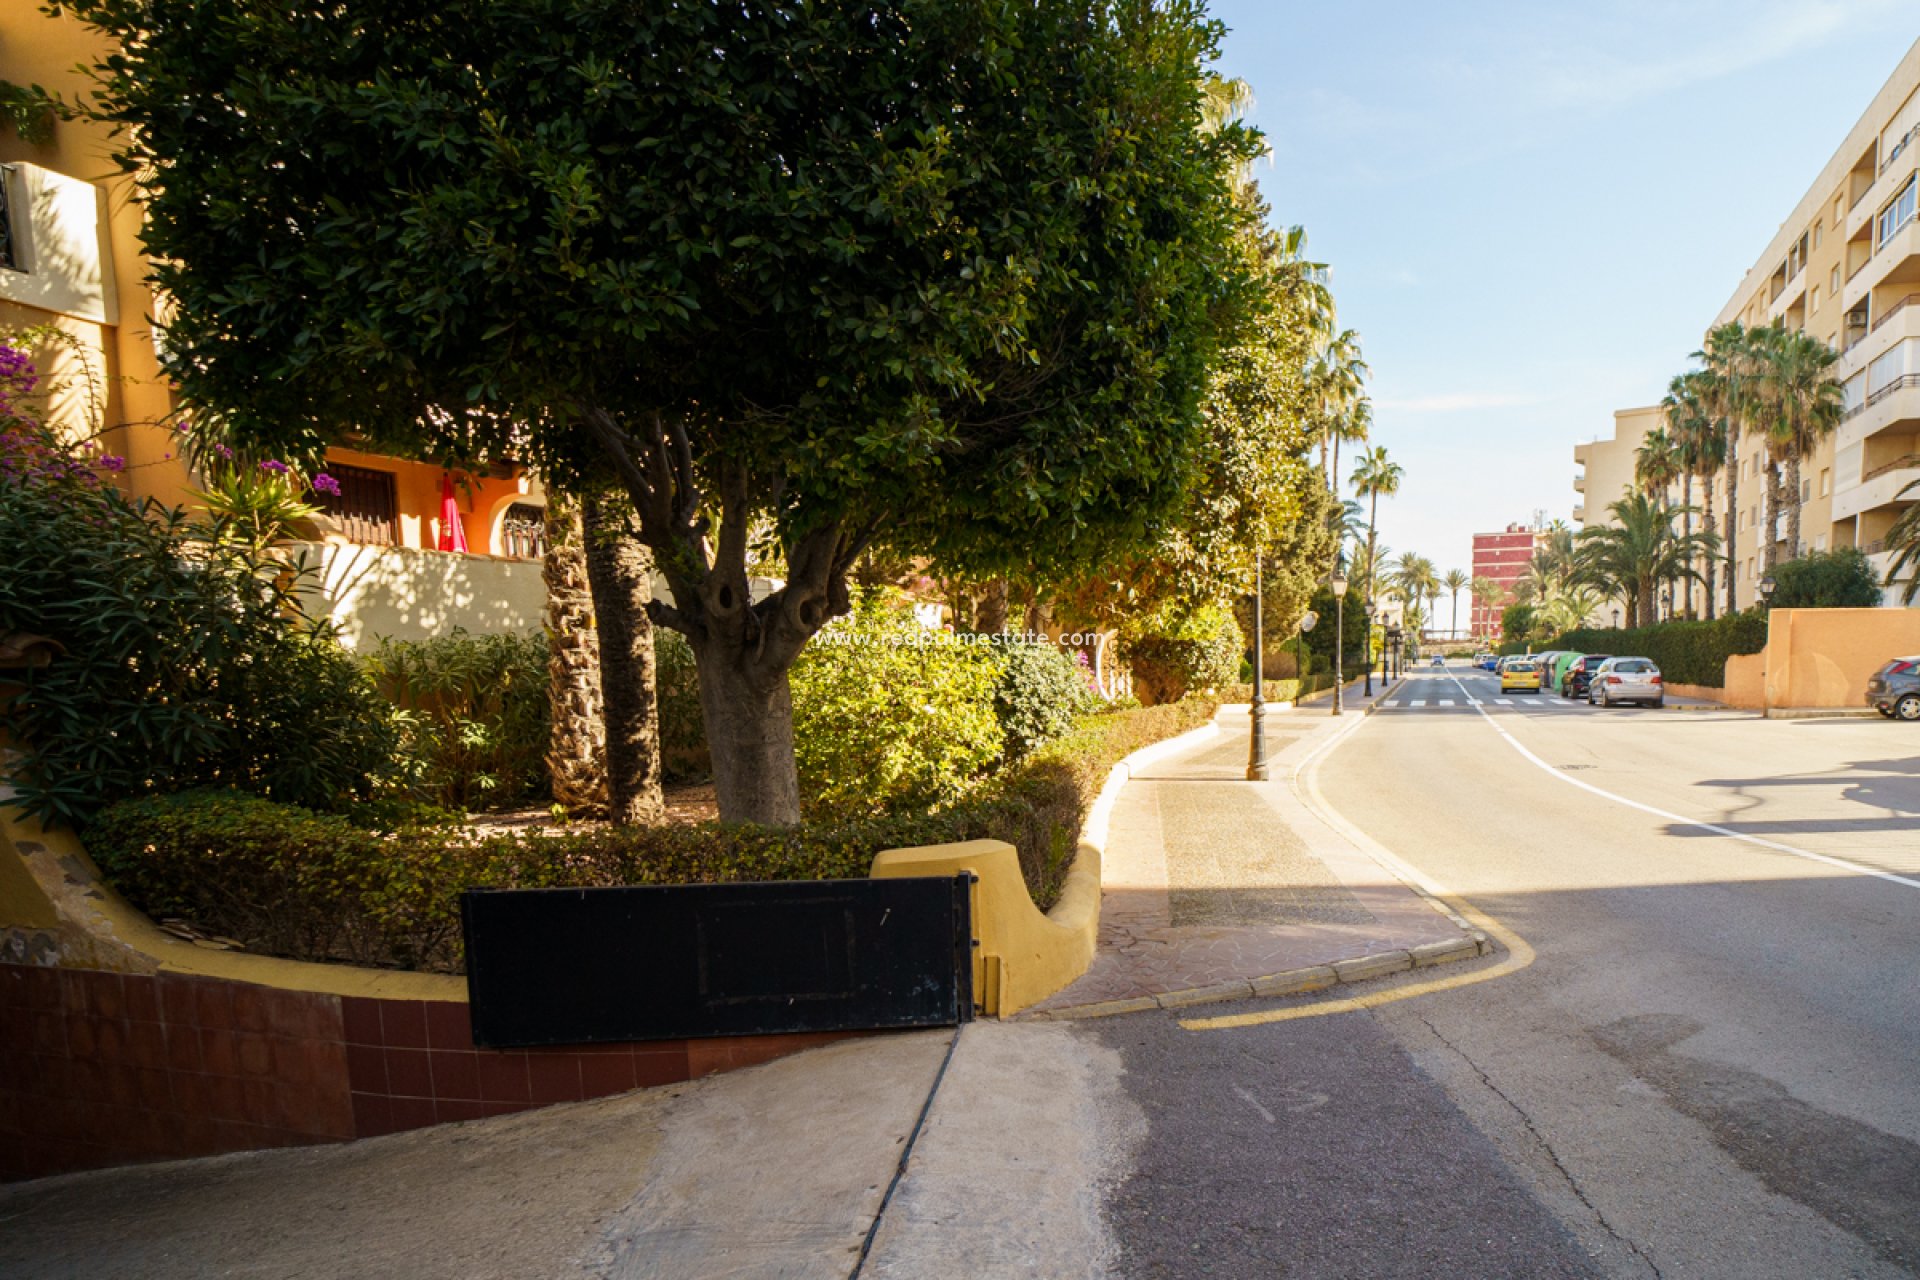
[1588,656,1663,708]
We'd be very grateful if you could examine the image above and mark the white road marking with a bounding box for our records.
[1467,699,1482,706]
[1383,701,1402,708]
[1439,699,1456,707]
[1409,700,1427,707]
[1444,672,1920,892]
[1232,1084,1276,1125]
[1494,699,1513,705]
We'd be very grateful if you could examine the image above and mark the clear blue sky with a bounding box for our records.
[1207,0,1916,579]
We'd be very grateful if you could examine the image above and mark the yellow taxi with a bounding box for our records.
[1500,658,1542,693]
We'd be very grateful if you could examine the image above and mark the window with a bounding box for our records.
[1877,177,1916,248]
[500,502,547,559]
[0,167,20,273]
[1821,468,1831,497]
[1802,477,1812,501]
[316,463,399,545]
[1831,265,1841,293]
[1809,285,1820,313]
[1835,194,1846,223]
[1813,220,1823,250]
[1786,231,1809,279]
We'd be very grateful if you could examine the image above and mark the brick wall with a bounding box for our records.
[0,963,856,1182]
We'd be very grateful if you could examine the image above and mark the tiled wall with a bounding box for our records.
[0,963,857,1183]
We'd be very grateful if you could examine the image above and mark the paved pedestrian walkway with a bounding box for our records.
[1027,678,1478,1016]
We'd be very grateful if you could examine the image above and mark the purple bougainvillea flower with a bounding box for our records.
[213,443,234,459]
[96,454,126,473]
[310,472,341,496]
[258,459,291,475]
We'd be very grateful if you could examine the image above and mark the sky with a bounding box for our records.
[1206,0,1917,579]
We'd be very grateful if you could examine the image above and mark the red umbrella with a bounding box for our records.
[438,472,470,552]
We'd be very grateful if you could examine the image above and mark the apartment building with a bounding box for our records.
[1573,405,1662,530]
[1592,38,1920,610]
[2,9,547,644]
[1469,522,1548,638]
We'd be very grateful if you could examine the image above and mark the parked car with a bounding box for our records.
[1563,653,1613,699]
[1475,652,1497,670]
[1865,656,1920,720]
[1430,655,1445,668]
[1589,656,1663,708]
[1500,659,1541,693]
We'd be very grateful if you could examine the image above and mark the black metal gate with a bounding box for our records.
[460,876,974,1048]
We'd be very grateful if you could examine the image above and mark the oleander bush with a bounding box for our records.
[88,698,1221,971]
[0,347,403,829]
[362,629,550,810]
[992,639,1097,763]
[1123,604,1243,705]
[790,594,1004,815]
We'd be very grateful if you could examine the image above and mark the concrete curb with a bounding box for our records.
[1026,932,1495,1021]
[1763,707,1880,720]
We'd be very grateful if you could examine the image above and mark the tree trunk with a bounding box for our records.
[541,492,608,817]
[1701,470,1718,621]
[691,636,803,823]
[977,579,1009,634]
[1785,454,1803,560]
[1762,461,1783,573]
[1680,474,1694,618]
[582,492,665,826]
[1724,450,1739,612]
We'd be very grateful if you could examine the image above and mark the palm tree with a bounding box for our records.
[1310,330,1369,488]
[1442,568,1468,640]
[1695,323,1761,609]
[1574,493,1718,627]
[1470,574,1502,639]
[1350,445,1403,605]
[1664,370,1723,618]
[1534,583,1606,637]
[1883,475,1920,602]
[1635,428,1681,505]
[1756,327,1845,559]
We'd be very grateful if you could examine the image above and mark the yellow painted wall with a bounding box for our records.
[290,541,547,649]
[1762,606,1920,708]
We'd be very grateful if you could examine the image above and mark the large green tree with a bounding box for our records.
[70,0,1260,822]
[1575,493,1717,628]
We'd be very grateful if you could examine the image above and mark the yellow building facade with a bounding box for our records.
[3,10,548,644]
[1589,37,1920,610]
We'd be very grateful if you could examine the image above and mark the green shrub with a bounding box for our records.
[1531,611,1768,686]
[89,699,1222,970]
[1767,548,1883,609]
[363,629,549,810]
[992,640,1095,762]
[1123,604,1242,705]
[790,594,1003,815]
[651,627,709,778]
[0,362,403,828]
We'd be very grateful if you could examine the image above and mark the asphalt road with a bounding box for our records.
[1299,665,1920,1278]
[1090,665,1920,1278]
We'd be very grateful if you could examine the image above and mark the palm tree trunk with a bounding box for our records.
[1762,462,1783,573]
[1701,470,1718,620]
[1786,454,1804,560]
[1724,445,1739,612]
[541,491,607,817]
[582,491,665,827]
[1680,474,1694,618]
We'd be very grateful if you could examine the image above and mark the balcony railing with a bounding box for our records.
[1871,293,1920,333]
[1863,539,1887,555]
[1861,455,1920,484]
[1865,372,1920,411]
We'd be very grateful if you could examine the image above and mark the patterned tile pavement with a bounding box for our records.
[1028,682,1471,1014]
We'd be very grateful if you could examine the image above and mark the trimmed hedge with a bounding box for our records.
[86,699,1221,973]
[1508,612,1768,686]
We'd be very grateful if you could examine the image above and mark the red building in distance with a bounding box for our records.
[1471,523,1547,640]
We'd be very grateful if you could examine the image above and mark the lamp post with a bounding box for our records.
[1759,574,1777,608]
[1362,599,1376,696]
[1331,570,1349,716]
[1612,606,1621,629]
[1247,552,1267,781]
[1660,588,1672,622]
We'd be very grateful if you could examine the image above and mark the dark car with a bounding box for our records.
[1866,656,1920,720]
[1563,654,1613,699]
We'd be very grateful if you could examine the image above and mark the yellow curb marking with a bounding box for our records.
[1182,685,1535,1033]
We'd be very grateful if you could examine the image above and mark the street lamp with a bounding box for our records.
[1660,588,1671,622]
[1331,570,1349,716]
[1612,606,1621,629]
[1247,552,1267,781]
[1362,599,1376,696]
[1759,574,1777,607]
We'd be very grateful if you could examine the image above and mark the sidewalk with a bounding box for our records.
[1026,677,1484,1018]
